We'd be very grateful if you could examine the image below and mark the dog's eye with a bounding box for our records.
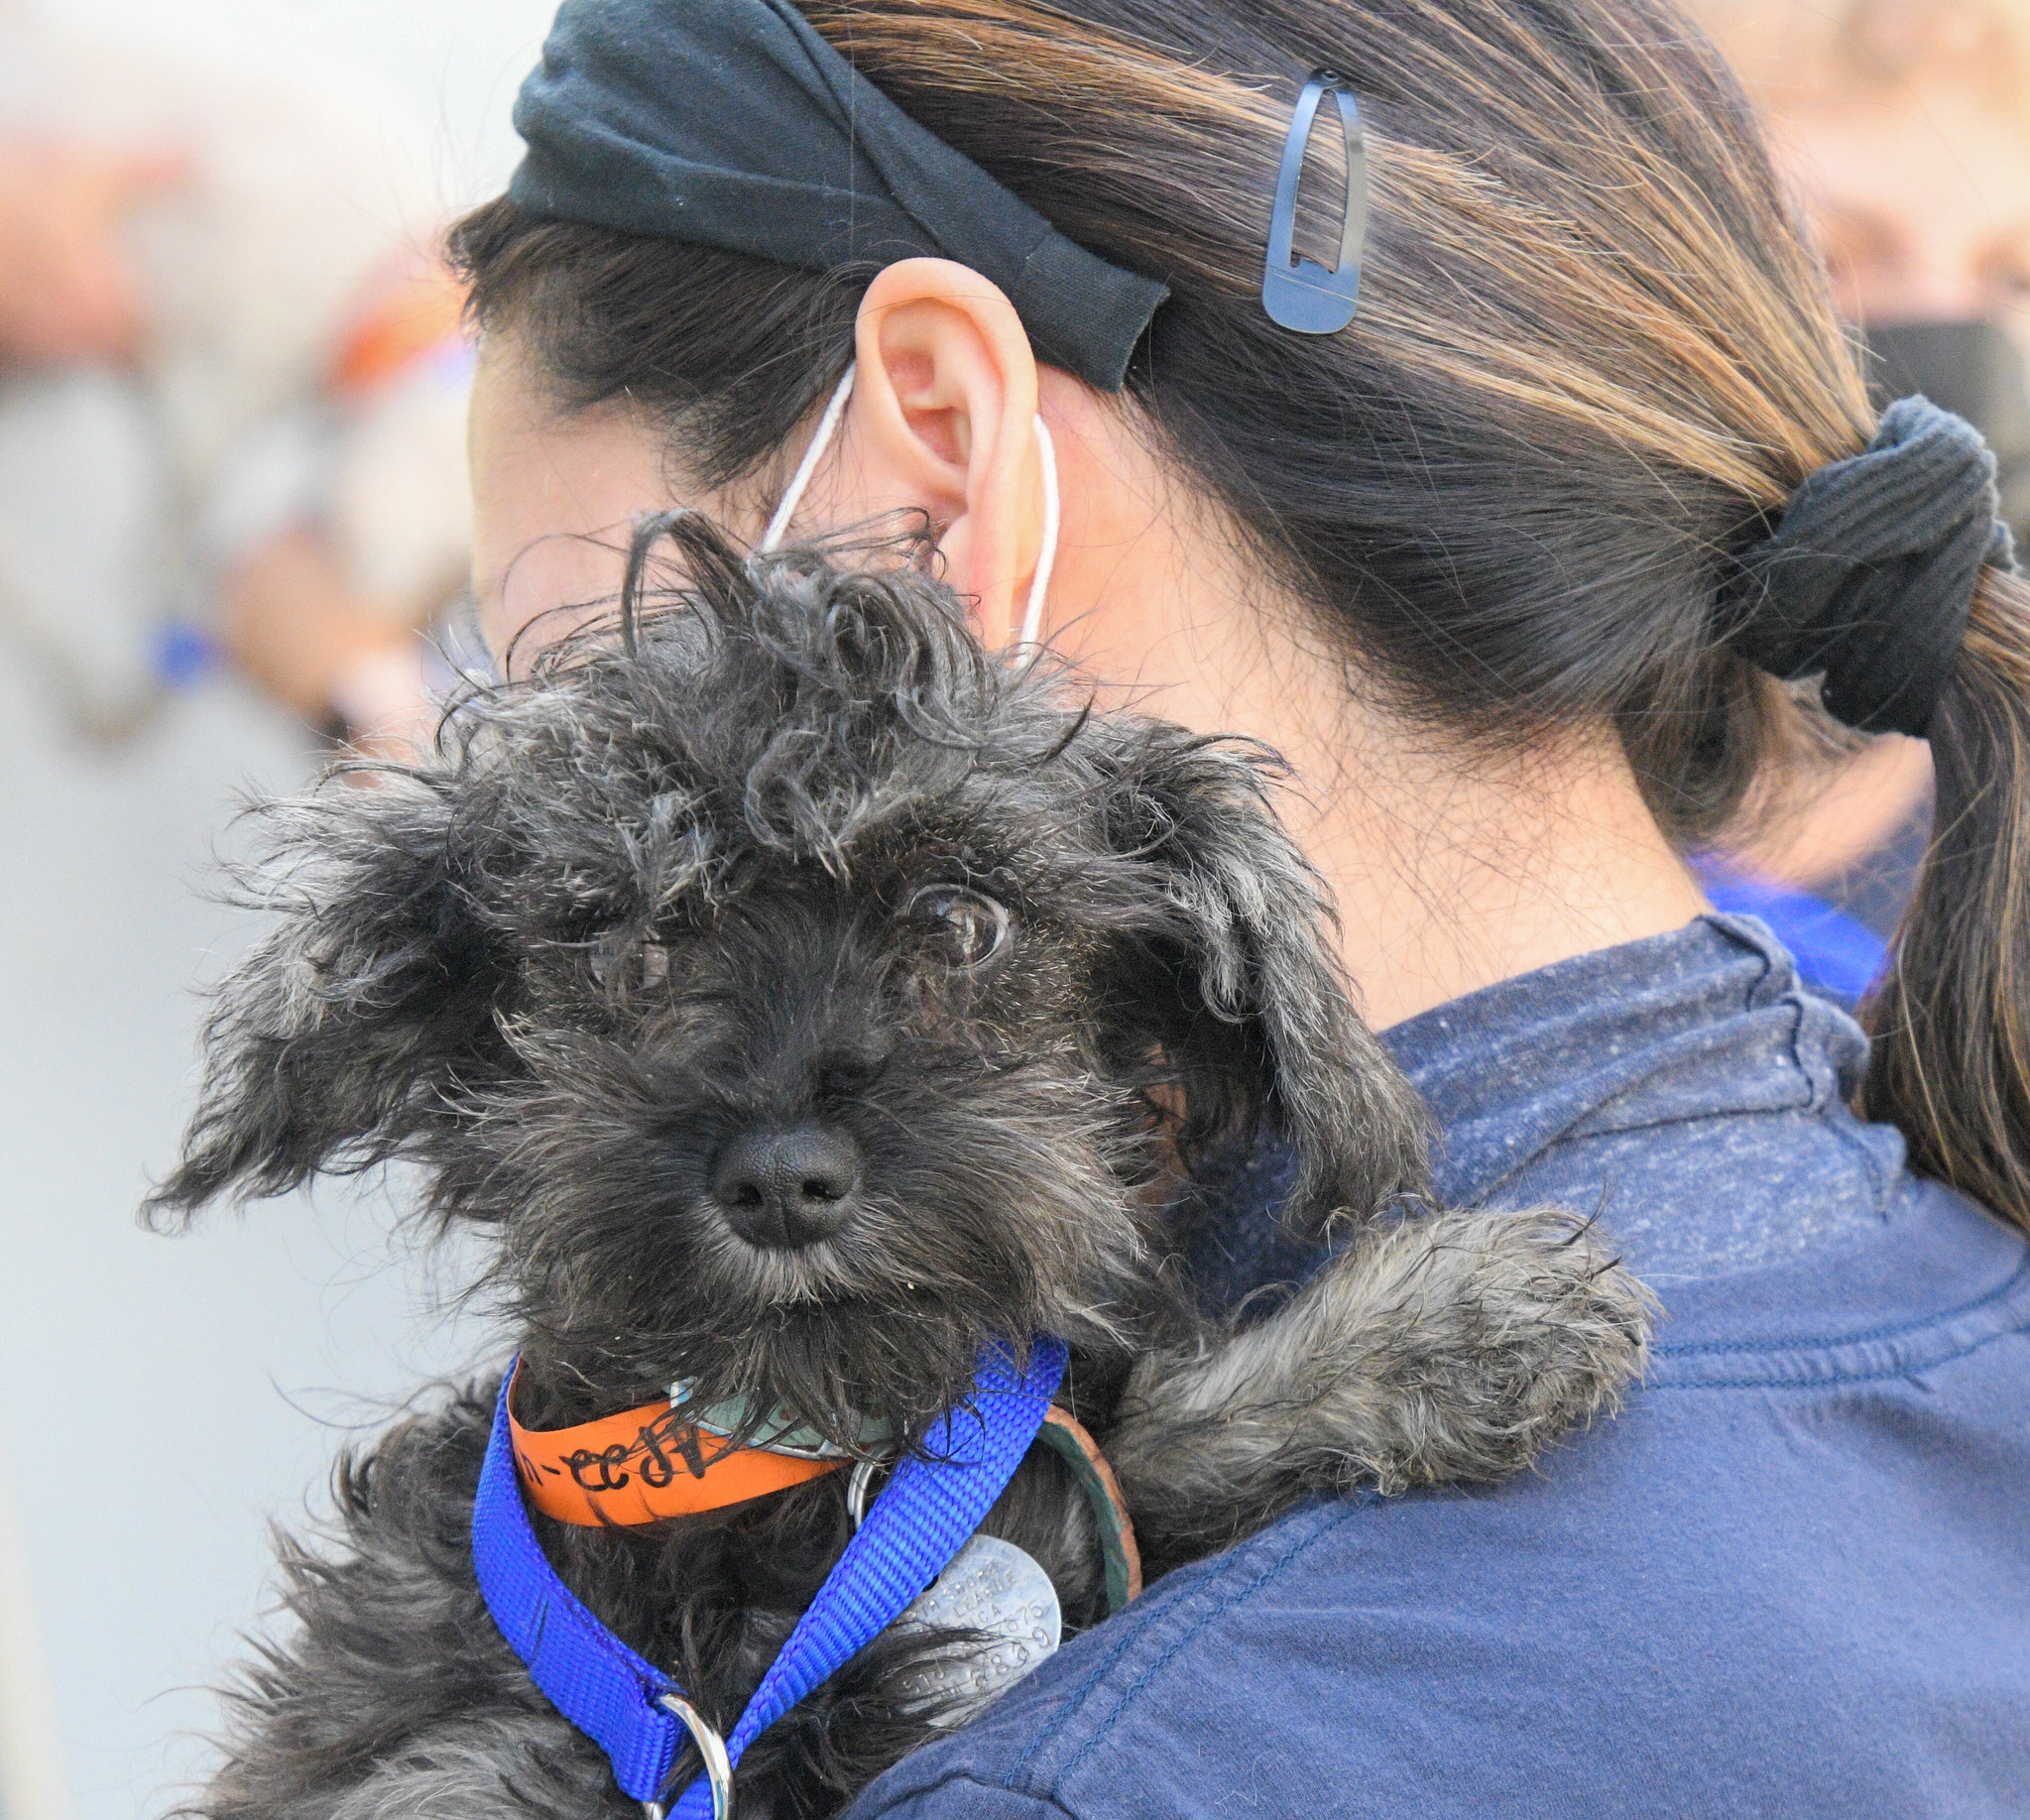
[906,886,1012,970]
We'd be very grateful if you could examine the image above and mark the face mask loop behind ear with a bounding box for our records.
[759,362,860,553]
[758,359,1060,654]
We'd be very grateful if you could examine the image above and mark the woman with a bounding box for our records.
[453,0,2030,1812]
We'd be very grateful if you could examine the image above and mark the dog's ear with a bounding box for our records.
[145,776,514,1227]
[1084,725,1431,1232]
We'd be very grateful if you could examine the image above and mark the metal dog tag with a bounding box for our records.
[895,1534,1062,1725]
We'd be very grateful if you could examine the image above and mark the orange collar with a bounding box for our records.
[508,1366,844,1526]
[508,1372,1144,1610]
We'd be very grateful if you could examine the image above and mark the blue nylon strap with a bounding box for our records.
[671,1337,1069,1816]
[472,1338,1069,1812]
[472,1372,684,1800]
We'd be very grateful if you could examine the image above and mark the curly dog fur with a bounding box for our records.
[152,524,1653,1818]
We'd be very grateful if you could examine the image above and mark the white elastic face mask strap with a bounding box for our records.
[1015,414,1059,654]
[759,361,858,553]
[760,361,1058,658]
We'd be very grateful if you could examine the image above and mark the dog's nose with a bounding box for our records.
[710,1126,863,1248]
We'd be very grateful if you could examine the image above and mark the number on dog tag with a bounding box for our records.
[895,1534,1062,1726]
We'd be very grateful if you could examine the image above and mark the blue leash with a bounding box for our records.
[472,1339,1068,1817]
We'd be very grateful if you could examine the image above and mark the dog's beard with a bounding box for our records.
[447,1034,1158,1442]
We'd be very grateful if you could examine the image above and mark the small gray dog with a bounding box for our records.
[151,523,1650,1820]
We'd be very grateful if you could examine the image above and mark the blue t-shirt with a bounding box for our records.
[845,915,2030,1818]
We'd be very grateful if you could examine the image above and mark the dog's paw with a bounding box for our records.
[1309,1204,1658,1485]
[1108,1206,1656,1560]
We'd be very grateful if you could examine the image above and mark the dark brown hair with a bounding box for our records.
[450,0,2030,1233]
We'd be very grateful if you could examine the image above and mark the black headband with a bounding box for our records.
[509,0,1169,393]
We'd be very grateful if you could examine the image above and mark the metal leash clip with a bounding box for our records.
[643,1689,735,1820]
[845,1457,888,1529]
[634,1461,897,1820]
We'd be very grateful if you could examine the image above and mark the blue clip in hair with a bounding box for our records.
[1261,70,1368,335]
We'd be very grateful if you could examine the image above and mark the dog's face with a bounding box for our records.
[152,528,1428,1436]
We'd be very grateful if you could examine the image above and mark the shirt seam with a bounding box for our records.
[1040,1506,1352,1799]
[1646,1311,2029,1391]
[1652,1248,2030,1356]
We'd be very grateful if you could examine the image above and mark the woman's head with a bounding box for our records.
[462,0,1880,846]
[452,0,2030,1231]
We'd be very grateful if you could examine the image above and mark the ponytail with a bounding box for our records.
[1866,568,2030,1233]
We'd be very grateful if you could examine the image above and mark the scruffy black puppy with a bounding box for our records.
[152,525,1650,1820]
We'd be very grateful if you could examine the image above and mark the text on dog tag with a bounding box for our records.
[895,1534,1062,1724]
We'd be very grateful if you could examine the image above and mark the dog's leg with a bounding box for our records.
[1105,1208,1656,1572]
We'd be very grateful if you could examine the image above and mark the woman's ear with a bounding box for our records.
[837,258,1050,646]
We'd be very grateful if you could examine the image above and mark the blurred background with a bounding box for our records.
[0,1,2026,1817]
[0,2,549,1815]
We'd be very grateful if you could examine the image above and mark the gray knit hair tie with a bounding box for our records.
[1725,395,2017,737]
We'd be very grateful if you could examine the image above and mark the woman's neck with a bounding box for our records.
[1288,716,1712,1031]
[1055,546,1706,1031]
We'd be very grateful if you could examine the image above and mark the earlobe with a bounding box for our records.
[848,260,1048,645]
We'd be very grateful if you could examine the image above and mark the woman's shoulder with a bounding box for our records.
[849,1186,2030,1820]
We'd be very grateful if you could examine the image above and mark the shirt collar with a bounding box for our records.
[1178,913,1907,1310]
[1381,913,1870,1208]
